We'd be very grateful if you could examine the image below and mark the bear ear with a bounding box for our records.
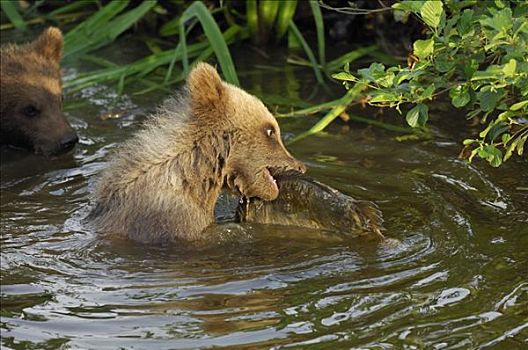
[33,27,63,63]
[187,62,226,110]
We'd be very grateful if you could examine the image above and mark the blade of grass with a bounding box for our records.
[65,1,127,41]
[65,40,209,92]
[64,1,156,58]
[133,77,178,95]
[179,1,239,86]
[287,81,368,144]
[258,93,312,109]
[160,7,222,36]
[288,20,324,85]
[48,1,96,17]
[277,97,345,117]
[347,113,417,133]
[246,0,258,37]
[1,1,27,31]
[309,0,325,67]
[64,1,129,57]
[326,45,379,72]
[259,0,280,32]
[0,11,93,31]
[65,26,243,92]
[165,12,204,83]
[135,40,220,95]
[275,0,297,39]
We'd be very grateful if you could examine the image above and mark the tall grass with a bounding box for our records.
[1,1,26,31]
[1,0,398,141]
[64,1,155,58]
[64,26,244,92]
[178,1,239,86]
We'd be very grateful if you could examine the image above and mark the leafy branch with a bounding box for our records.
[334,0,528,167]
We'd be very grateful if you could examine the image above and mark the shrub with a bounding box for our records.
[333,0,527,167]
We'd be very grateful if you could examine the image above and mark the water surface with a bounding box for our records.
[1,41,528,349]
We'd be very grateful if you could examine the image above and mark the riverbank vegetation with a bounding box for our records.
[1,0,526,166]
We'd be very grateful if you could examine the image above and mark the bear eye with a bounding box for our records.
[265,128,274,138]
[22,105,40,118]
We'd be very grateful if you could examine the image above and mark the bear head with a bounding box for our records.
[0,27,78,156]
[187,63,306,201]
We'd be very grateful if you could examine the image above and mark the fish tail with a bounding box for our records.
[356,201,385,239]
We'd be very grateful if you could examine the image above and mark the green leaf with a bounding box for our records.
[394,69,424,85]
[421,84,435,100]
[358,63,386,82]
[498,111,514,121]
[503,59,517,77]
[449,85,471,107]
[393,7,410,23]
[463,59,479,79]
[495,0,506,9]
[413,38,434,60]
[479,8,513,32]
[457,9,474,35]
[435,58,455,73]
[477,87,502,112]
[504,139,516,161]
[420,0,443,29]
[478,145,503,167]
[370,92,401,103]
[332,72,356,82]
[377,72,395,88]
[487,122,509,141]
[516,135,526,156]
[510,100,528,111]
[392,1,425,13]
[406,103,429,127]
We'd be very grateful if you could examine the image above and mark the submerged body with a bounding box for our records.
[237,172,385,239]
[89,63,305,244]
[1,27,78,156]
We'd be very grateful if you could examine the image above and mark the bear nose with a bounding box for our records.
[296,160,307,174]
[59,132,79,152]
[287,157,306,174]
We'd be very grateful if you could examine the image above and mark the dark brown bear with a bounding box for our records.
[1,27,78,156]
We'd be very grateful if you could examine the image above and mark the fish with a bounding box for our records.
[236,171,385,239]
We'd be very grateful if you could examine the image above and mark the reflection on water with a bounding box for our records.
[2,50,528,349]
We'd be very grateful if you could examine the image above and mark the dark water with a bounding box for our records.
[2,44,528,349]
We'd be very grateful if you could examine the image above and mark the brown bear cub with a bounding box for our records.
[1,27,78,156]
[90,63,306,244]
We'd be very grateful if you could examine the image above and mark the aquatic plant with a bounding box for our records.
[4,1,523,166]
[0,1,379,90]
[332,0,527,166]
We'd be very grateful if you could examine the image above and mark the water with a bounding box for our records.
[1,42,528,349]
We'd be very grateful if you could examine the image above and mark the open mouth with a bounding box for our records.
[264,167,278,193]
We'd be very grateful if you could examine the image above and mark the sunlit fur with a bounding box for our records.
[90,63,305,244]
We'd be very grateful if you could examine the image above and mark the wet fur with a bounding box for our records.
[0,27,77,155]
[89,63,305,244]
